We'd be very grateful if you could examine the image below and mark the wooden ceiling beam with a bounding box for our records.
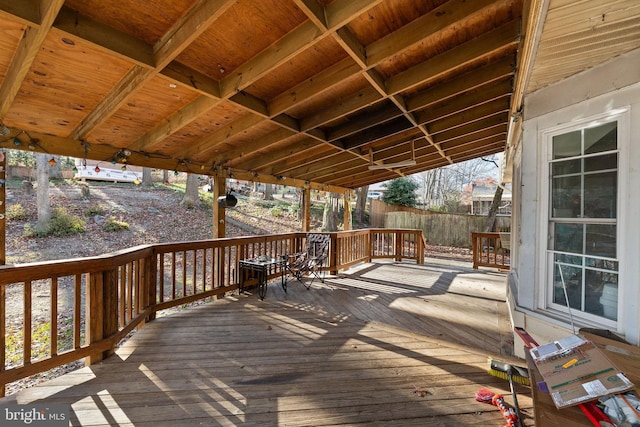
[211,127,297,167]
[328,133,506,187]
[268,58,361,117]
[325,0,386,29]
[0,0,39,24]
[54,6,154,68]
[326,103,404,142]
[340,116,415,150]
[236,138,331,172]
[435,123,508,148]
[278,150,364,180]
[175,1,386,160]
[426,98,511,136]
[386,19,520,96]
[406,58,515,112]
[414,80,513,126]
[440,132,506,153]
[0,0,64,117]
[300,86,383,133]
[230,92,269,118]
[153,0,236,69]
[430,114,506,148]
[160,62,222,98]
[70,65,152,140]
[258,145,340,176]
[293,0,328,29]
[181,113,266,160]
[69,1,235,140]
[229,169,348,194]
[296,135,430,182]
[366,0,501,65]
[129,95,220,153]
[330,168,404,188]
[219,22,323,98]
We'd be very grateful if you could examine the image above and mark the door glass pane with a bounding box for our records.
[585,122,617,154]
[553,131,581,159]
[584,171,617,218]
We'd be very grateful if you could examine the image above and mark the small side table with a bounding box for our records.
[239,257,286,300]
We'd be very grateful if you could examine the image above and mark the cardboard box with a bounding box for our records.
[530,334,635,408]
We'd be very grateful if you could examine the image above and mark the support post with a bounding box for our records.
[343,191,352,231]
[329,232,338,275]
[212,174,226,238]
[145,253,157,322]
[302,187,311,232]
[86,269,118,364]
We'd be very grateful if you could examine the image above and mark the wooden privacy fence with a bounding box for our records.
[370,199,510,247]
[0,228,424,396]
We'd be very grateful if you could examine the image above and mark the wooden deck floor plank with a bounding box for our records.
[3,260,529,425]
[62,394,530,426]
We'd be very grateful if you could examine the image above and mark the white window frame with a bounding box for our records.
[537,108,630,330]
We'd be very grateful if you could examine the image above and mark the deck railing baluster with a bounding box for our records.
[0,229,425,397]
[51,277,58,357]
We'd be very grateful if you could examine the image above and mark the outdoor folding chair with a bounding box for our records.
[284,233,330,288]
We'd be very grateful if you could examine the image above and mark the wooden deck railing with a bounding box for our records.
[471,232,510,270]
[0,228,424,396]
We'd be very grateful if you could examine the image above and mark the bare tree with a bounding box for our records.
[354,185,369,227]
[322,193,340,231]
[35,153,51,233]
[142,167,153,186]
[264,183,274,200]
[181,174,200,208]
[485,185,504,232]
[416,157,498,212]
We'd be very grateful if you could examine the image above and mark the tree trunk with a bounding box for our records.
[182,174,200,208]
[35,153,51,233]
[322,193,339,231]
[485,185,504,232]
[142,167,153,186]
[354,185,369,226]
[264,183,274,200]
[163,169,169,184]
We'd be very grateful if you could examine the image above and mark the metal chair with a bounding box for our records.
[284,233,330,288]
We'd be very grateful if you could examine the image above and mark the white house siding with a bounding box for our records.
[509,48,640,356]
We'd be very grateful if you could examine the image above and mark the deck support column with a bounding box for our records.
[302,187,311,232]
[86,268,118,365]
[212,174,226,239]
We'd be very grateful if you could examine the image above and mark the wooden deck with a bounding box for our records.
[1,259,533,426]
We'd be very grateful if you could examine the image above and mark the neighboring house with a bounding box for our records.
[506,3,640,355]
[469,183,512,215]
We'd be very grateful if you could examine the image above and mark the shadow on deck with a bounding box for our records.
[1,259,533,426]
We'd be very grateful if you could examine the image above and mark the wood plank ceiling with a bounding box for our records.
[0,0,524,192]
